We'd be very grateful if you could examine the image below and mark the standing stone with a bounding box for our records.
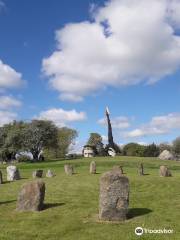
[7,166,20,181]
[138,163,144,176]
[113,165,124,175]
[159,166,172,177]
[16,181,45,211]
[99,170,129,221]
[32,170,43,178]
[0,170,3,184]
[46,169,55,178]
[90,161,96,174]
[159,150,174,160]
[64,164,74,175]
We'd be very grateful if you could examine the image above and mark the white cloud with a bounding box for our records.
[167,0,180,28]
[37,108,87,127]
[137,142,148,146]
[125,113,180,138]
[68,140,85,154]
[98,116,131,129]
[42,0,180,101]
[0,96,22,109]
[0,60,24,89]
[0,111,17,126]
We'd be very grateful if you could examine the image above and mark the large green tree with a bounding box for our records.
[22,120,59,161]
[123,143,146,156]
[0,120,78,161]
[44,127,78,158]
[0,121,26,161]
[57,127,78,157]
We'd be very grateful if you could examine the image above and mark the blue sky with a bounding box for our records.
[0,0,180,151]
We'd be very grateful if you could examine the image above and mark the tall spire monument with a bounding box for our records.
[105,107,115,150]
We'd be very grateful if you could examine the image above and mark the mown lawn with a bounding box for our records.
[0,156,180,240]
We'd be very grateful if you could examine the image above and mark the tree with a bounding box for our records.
[172,137,180,156]
[87,133,105,156]
[56,127,78,157]
[22,120,58,161]
[0,121,26,161]
[0,120,78,161]
[123,143,146,156]
[143,143,160,157]
[159,142,172,153]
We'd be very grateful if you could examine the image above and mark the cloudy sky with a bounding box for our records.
[0,0,180,149]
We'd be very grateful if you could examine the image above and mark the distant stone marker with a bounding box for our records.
[159,165,172,177]
[99,170,129,221]
[64,164,74,175]
[159,150,174,160]
[113,165,124,175]
[138,163,144,176]
[46,169,55,178]
[16,181,45,211]
[7,166,20,181]
[90,161,96,174]
[32,170,43,178]
[0,170,3,184]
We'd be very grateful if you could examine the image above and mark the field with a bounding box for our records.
[0,156,180,240]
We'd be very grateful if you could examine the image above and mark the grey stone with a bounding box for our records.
[159,150,174,160]
[32,170,43,178]
[0,170,3,184]
[159,165,172,177]
[90,161,96,174]
[99,170,129,221]
[138,163,144,176]
[6,165,20,181]
[16,181,45,211]
[46,169,55,178]
[64,164,74,175]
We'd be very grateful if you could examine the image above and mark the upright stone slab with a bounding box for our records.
[0,170,3,184]
[159,166,172,177]
[16,181,45,211]
[46,169,55,178]
[7,166,20,181]
[138,163,144,176]
[99,170,129,221]
[90,161,96,174]
[32,170,43,178]
[113,165,124,175]
[64,164,74,175]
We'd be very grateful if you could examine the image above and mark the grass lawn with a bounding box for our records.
[0,156,180,240]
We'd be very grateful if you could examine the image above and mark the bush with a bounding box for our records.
[16,155,32,162]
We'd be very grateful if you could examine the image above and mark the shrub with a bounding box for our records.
[16,155,32,162]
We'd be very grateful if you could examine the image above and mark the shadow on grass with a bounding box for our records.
[3,178,28,184]
[0,200,16,205]
[127,208,152,219]
[43,202,65,210]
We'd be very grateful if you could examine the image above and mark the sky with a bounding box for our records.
[0,0,180,152]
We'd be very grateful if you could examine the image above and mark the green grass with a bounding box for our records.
[0,156,180,240]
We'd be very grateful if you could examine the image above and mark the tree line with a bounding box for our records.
[1,121,180,162]
[0,120,77,162]
[86,132,180,157]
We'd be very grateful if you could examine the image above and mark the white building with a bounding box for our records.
[83,145,95,158]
